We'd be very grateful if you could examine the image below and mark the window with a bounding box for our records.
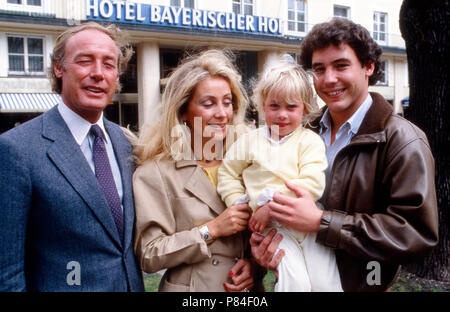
[7,0,41,6]
[170,0,194,8]
[232,0,254,15]
[160,48,184,79]
[377,60,388,85]
[8,36,44,75]
[334,5,350,19]
[287,0,306,33]
[6,0,43,14]
[373,12,388,44]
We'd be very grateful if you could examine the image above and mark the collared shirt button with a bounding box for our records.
[212,259,219,266]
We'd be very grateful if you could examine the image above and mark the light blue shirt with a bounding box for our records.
[319,94,373,178]
[57,101,124,211]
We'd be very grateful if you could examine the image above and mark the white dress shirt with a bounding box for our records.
[57,100,124,211]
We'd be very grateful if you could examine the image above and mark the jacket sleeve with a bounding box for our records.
[0,136,31,291]
[289,131,328,201]
[316,136,439,263]
[133,161,210,274]
[217,135,251,207]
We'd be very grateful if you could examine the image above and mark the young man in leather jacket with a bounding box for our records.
[250,18,438,292]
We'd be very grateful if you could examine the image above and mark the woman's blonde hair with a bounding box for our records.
[252,55,318,125]
[134,49,249,165]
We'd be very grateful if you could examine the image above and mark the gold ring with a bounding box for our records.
[243,288,249,292]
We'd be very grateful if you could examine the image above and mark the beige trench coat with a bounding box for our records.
[133,158,249,292]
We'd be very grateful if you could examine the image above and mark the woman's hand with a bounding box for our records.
[206,203,252,239]
[223,259,255,292]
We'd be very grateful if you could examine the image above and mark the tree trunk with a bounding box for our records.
[399,0,449,281]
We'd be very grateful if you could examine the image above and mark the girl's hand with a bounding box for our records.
[249,203,271,233]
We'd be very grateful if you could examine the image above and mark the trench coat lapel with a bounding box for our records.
[177,160,226,216]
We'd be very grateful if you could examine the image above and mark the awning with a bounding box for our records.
[0,93,61,112]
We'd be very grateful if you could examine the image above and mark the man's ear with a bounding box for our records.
[53,62,63,78]
[365,62,375,78]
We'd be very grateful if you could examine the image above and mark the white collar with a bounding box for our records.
[263,124,302,146]
[57,99,108,146]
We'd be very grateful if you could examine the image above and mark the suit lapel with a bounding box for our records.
[104,120,135,251]
[178,161,226,216]
[43,108,122,248]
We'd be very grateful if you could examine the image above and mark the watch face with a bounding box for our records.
[200,225,212,242]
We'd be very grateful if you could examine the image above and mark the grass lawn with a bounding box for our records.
[144,269,449,292]
[144,273,163,292]
[145,271,284,292]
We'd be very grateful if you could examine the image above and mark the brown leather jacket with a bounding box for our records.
[310,93,439,292]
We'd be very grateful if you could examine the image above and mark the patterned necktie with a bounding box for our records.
[90,124,124,242]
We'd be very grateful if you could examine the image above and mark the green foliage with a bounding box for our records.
[390,273,446,292]
[263,270,276,292]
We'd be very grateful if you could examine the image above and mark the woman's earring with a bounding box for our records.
[182,120,190,127]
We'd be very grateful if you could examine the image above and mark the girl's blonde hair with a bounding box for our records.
[134,49,249,165]
[252,55,318,125]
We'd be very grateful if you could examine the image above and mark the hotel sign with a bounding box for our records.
[86,0,281,35]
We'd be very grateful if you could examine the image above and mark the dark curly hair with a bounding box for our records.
[299,18,383,86]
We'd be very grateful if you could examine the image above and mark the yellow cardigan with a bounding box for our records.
[217,126,328,212]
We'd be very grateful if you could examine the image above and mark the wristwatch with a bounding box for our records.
[198,224,214,244]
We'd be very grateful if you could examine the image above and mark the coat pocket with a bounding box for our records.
[159,277,190,292]
[171,197,214,230]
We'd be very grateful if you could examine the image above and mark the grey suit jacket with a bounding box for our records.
[0,106,144,291]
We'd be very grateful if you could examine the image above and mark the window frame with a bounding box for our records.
[7,34,45,76]
[373,11,388,45]
[7,0,41,5]
[376,59,389,86]
[333,5,350,19]
[6,0,44,13]
[232,0,255,16]
[286,0,307,35]
[170,0,196,9]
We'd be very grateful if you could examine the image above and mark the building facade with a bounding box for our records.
[0,0,409,133]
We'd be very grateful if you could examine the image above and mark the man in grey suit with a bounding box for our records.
[0,22,144,291]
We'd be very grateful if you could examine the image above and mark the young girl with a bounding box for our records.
[217,56,342,291]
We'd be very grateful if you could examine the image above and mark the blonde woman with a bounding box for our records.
[133,49,261,292]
